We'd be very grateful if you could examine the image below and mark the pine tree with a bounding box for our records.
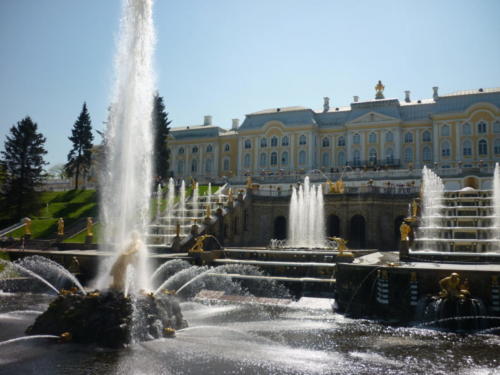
[65,103,94,189]
[1,116,47,218]
[152,93,171,182]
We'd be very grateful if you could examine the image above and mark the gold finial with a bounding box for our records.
[375,80,385,99]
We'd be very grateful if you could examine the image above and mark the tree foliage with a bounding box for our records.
[65,103,94,189]
[1,116,47,218]
[152,93,171,182]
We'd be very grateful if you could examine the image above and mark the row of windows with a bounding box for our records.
[441,121,500,136]
[244,135,304,149]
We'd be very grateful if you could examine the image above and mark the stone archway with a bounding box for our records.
[327,214,341,237]
[349,215,366,249]
[273,216,287,240]
[464,176,479,189]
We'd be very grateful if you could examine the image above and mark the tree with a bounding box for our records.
[65,103,94,189]
[1,116,47,218]
[152,93,171,182]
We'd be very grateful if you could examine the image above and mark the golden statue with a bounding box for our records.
[411,199,418,218]
[399,221,411,241]
[327,179,345,194]
[328,236,348,254]
[438,272,470,300]
[375,80,385,99]
[189,234,216,253]
[228,188,234,203]
[246,176,253,189]
[205,204,212,219]
[86,217,93,236]
[24,217,32,236]
[57,218,64,236]
[109,231,142,291]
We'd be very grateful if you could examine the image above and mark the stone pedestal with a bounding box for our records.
[191,224,199,236]
[85,235,93,245]
[56,234,64,243]
[399,240,409,261]
[171,236,182,252]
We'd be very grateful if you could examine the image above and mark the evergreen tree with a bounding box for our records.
[152,93,171,182]
[65,103,94,189]
[1,117,47,218]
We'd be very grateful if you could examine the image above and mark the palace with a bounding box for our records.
[167,84,500,181]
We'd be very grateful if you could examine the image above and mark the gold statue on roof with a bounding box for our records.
[375,80,385,99]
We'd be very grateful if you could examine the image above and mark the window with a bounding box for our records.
[385,131,393,143]
[479,139,488,155]
[369,148,377,163]
[299,135,307,145]
[191,159,198,172]
[206,159,212,173]
[478,121,487,134]
[495,121,500,134]
[404,148,413,162]
[322,152,330,167]
[261,138,268,148]
[463,123,471,135]
[337,151,345,166]
[441,125,450,137]
[322,137,330,147]
[223,158,230,171]
[224,144,230,152]
[244,140,251,149]
[368,132,376,144]
[495,139,500,154]
[298,150,306,165]
[271,152,278,165]
[282,136,289,146]
[177,160,185,175]
[463,140,472,157]
[422,131,431,142]
[206,144,213,153]
[441,141,451,157]
[404,132,413,143]
[192,146,198,153]
[271,136,278,147]
[338,136,345,146]
[244,154,251,168]
[385,148,394,164]
[281,151,289,165]
[423,146,432,162]
[353,150,361,166]
[353,134,360,145]
[178,147,185,155]
[260,153,267,167]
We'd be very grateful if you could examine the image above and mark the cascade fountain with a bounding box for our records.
[493,163,500,242]
[287,177,326,248]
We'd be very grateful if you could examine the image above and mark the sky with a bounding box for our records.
[1,0,500,168]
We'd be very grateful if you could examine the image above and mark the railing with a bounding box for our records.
[250,185,419,197]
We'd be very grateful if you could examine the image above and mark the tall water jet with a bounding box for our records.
[192,182,199,222]
[166,177,175,231]
[97,0,156,291]
[419,166,445,251]
[179,180,186,220]
[493,163,500,246]
[287,177,326,248]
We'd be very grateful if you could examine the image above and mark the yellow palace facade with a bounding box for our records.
[167,84,500,179]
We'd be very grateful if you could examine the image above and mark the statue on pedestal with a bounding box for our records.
[109,231,142,292]
[57,218,65,236]
[375,80,385,100]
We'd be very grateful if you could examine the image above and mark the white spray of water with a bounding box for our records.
[419,166,444,250]
[493,163,500,246]
[97,0,156,292]
[192,182,199,222]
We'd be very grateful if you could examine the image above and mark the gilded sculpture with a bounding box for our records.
[109,231,142,292]
[438,272,471,300]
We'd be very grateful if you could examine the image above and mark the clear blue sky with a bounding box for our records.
[1,0,499,167]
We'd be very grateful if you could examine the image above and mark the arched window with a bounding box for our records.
[479,139,488,155]
[494,121,500,134]
[369,148,377,163]
[353,134,360,145]
[495,139,500,154]
[441,141,451,157]
[270,152,278,165]
[205,159,212,173]
[260,138,267,148]
[404,148,413,162]
[337,151,345,166]
[282,136,289,146]
[368,132,376,144]
[322,137,330,147]
[271,136,278,147]
[244,140,251,149]
[338,136,345,146]
[422,131,431,142]
[322,152,330,167]
[298,150,306,165]
[223,158,230,171]
[385,148,394,164]
[206,144,213,153]
[192,146,198,153]
[259,153,267,167]
[299,135,307,145]
[478,121,487,134]
[281,151,289,165]
[463,140,472,156]
[353,149,361,166]
[441,125,450,137]
[178,147,185,155]
[463,123,471,135]
[243,154,251,168]
[404,132,413,143]
[177,160,185,175]
[191,159,198,172]
[423,146,432,162]
[224,144,230,152]
[385,131,393,143]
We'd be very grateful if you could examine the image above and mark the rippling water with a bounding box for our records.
[0,293,499,375]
